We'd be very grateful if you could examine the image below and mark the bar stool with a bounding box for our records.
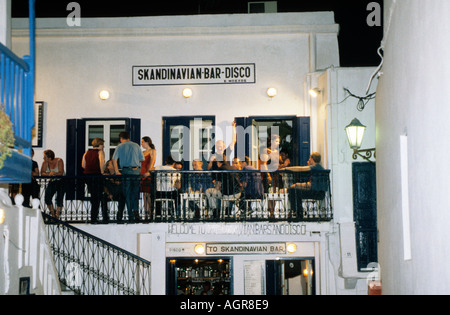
[220,193,241,219]
[243,198,264,219]
[181,192,205,220]
[265,192,289,219]
[153,198,176,221]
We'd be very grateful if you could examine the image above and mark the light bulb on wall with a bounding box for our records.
[267,88,277,98]
[99,90,110,100]
[194,244,205,255]
[183,88,193,98]
[287,243,297,253]
[309,88,321,98]
[0,209,5,225]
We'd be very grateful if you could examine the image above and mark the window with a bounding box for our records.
[251,119,293,167]
[85,120,126,161]
[163,116,215,170]
[235,116,310,167]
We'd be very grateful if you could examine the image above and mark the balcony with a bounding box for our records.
[0,41,34,184]
[35,170,332,224]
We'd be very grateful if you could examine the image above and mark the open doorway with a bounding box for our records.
[266,259,315,295]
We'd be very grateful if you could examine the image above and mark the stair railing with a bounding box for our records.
[43,213,151,295]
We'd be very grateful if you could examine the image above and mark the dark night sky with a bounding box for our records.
[11,0,383,67]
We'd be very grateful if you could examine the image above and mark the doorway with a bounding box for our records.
[66,118,140,200]
[266,259,315,295]
[234,116,310,167]
[352,162,377,271]
[162,116,215,170]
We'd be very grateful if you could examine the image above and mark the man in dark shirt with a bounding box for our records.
[286,152,325,219]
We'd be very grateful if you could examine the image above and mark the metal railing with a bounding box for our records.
[0,43,34,147]
[36,170,332,224]
[44,213,151,295]
[0,0,35,183]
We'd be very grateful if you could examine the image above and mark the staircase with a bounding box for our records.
[0,188,151,295]
[0,188,61,295]
[44,213,151,295]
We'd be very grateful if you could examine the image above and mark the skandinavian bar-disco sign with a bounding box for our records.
[132,63,256,86]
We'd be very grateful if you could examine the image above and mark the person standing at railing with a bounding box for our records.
[41,150,65,219]
[82,138,107,224]
[286,152,325,218]
[140,136,157,221]
[263,134,282,218]
[112,132,144,223]
[207,121,237,170]
[22,149,40,208]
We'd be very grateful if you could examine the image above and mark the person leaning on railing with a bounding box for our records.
[41,150,65,219]
[286,152,324,218]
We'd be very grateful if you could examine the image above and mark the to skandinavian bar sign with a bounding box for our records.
[132,63,256,86]
[206,243,286,255]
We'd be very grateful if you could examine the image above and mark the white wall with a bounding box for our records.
[327,67,377,223]
[11,13,339,165]
[0,190,61,295]
[10,12,387,295]
[78,222,330,295]
[377,0,450,294]
[313,67,377,295]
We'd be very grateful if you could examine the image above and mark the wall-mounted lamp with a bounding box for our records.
[183,88,193,98]
[194,244,205,255]
[0,208,5,225]
[267,88,277,98]
[309,88,321,98]
[287,243,297,254]
[345,118,376,163]
[99,90,110,100]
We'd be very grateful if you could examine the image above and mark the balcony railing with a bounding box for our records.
[0,0,35,184]
[36,170,332,224]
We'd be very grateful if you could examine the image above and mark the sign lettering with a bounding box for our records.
[132,63,256,86]
[206,243,286,255]
[168,223,307,236]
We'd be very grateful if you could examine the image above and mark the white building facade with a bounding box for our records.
[7,12,378,295]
